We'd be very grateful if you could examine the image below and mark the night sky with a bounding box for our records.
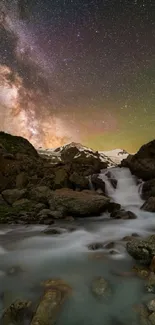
[0,0,155,152]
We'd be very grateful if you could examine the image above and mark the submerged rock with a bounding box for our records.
[31,278,72,325]
[132,265,150,279]
[141,197,155,212]
[7,265,23,276]
[91,276,111,300]
[133,303,150,325]
[1,299,32,325]
[147,299,155,312]
[145,272,155,293]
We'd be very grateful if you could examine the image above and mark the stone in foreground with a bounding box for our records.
[1,299,32,325]
[91,276,111,301]
[31,278,72,325]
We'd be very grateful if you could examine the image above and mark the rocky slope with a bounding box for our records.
[0,132,119,224]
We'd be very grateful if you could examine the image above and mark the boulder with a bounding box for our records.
[12,198,32,207]
[48,188,110,217]
[110,209,137,219]
[107,202,121,213]
[141,197,155,212]
[88,242,104,250]
[105,171,117,189]
[69,172,89,190]
[53,168,70,189]
[126,235,155,265]
[0,132,38,157]
[121,139,155,181]
[29,186,52,204]
[141,179,155,200]
[91,174,106,193]
[2,189,26,205]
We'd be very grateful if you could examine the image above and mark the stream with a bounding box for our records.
[0,167,155,324]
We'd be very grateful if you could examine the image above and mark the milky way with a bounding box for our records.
[0,0,155,151]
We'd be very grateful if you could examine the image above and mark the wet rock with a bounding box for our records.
[1,299,33,325]
[104,242,115,249]
[145,272,155,293]
[2,189,26,205]
[149,312,155,325]
[105,171,117,189]
[142,179,155,200]
[141,197,155,212]
[7,265,23,276]
[132,265,150,279]
[48,188,110,217]
[41,219,55,225]
[65,216,75,222]
[133,303,150,325]
[107,202,121,213]
[126,235,155,265]
[31,278,72,325]
[109,249,120,255]
[91,174,106,193]
[111,209,137,219]
[43,228,63,235]
[91,276,111,300]
[88,242,104,250]
[123,236,137,241]
[147,299,155,312]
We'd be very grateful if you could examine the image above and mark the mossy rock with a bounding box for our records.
[0,132,38,157]
[0,201,38,223]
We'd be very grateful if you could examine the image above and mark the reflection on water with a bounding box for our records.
[0,168,155,324]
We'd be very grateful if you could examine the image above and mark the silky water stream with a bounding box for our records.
[0,167,155,324]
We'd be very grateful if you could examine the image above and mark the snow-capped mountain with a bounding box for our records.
[38,143,129,166]
[100,149,129,164]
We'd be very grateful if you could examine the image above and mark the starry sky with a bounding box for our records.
[0,0,155,152]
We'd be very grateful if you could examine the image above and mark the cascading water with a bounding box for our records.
[0,166,155,325]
